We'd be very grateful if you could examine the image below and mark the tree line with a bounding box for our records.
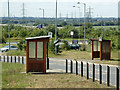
[2,23,120,50]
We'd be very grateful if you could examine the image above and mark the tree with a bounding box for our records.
[17,39,26,51]
[61,21,68,26]
[61,40,70,50]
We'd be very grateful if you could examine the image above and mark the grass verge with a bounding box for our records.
[2,63,114,88]
[27,73,114,88]
[2,63,32,88]
[6,50,26,56]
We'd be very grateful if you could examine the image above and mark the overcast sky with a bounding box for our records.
[0,0,119,18]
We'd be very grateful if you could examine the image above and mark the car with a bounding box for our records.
[0,45,18,52]
[69,44,80,50]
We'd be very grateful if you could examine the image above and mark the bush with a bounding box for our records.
[2,35,7,43]
[6,50,26,56]
[80,44,86,51]
[49,39,62,54]
[61,40,70,50]
[17,39,26,51]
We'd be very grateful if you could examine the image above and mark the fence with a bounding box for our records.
[0,56,25,64]
[66,59,119,89]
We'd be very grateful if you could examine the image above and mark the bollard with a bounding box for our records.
[116,68,119,90]
[76,61,78,75]
[47,58,49,69]
[4,56,5,62]
[81,61,83,77]
[66,59,68,73]
[22,56,24,64]
[71,60,73,73]
[18,56,20,63]
[107,66,110,86]
[87,63,89,79]
[7,56,9,62]
[11,56,12,63]
[0,56,1,61]
[99,64,102,84]
[14,56,16,63]
[93,64,95,82]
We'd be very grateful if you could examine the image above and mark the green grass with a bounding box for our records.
[6,50,26,56]
[62,38,88,42]
[6,37,22,42]
[28,73,114,88]
[74,26,118,29]
[2,63,114,88]
[2,63,33,88]
[93,26,118,29]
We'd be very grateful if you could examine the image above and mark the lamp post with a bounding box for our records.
[39,8,44,19]
[55,0,57,55]
[73,6,81,42]
[77,2,86,50]
[8,0,10,50]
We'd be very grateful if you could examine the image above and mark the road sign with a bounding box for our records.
[70,31,74,36]
[99,37,102,42]
[48,32,52,39]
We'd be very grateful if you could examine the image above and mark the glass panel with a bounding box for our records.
[37,42,43,60]
[29,42,35,58]
[93,41,97,51]
[98,42,100,51]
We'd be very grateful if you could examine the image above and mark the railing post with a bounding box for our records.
[3,56,5,62]
[116,67,119,90]
[7,56,9,62]
[71,60,73,73]
[14,56,16,63]
[66,59,68,73]
[76,61,78,75]
[87,63,89,79]
[93,64,95,82]
[107,66,110,86]
[0,56,1,61]
[22,56,24,64]
[47,42,49,69]
[47,58,49,69]
[81,61,83,77]
[99,64,102,84]
[18,56,20,63]
[11,56,12,63]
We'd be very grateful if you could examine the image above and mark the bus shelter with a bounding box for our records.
[90,38,111,60]
[26,36,49,73]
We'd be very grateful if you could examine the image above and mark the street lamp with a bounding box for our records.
[8,0,10,50]
[77,2,86,50]
[39,8,44,19]
[55,0,57,55]
[73,6,81,42]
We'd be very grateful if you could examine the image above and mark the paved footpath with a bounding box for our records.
[1,56,120,87]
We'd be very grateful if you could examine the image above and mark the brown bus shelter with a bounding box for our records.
[90,38,111,60]
[26,36,50,73]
